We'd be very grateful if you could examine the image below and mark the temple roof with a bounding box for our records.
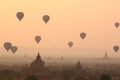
[31,52,45,65]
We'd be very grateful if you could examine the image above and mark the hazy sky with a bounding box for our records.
[0,0,120,57]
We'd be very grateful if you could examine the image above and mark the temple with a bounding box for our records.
[30,52,45,72]
[75,60,82,72]
[103,52,109,59]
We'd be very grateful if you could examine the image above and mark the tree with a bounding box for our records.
[74,76,85,80]
[99,74,112,80]
[25,75,38,80]
[62,69,74,80]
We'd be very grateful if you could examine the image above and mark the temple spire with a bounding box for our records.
[36,52,41,60]
[78,60,80,64]
[103,52,109,59]
[75,60,82,72]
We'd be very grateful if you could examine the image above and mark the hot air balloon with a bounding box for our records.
[80,32,86,39]
[43,15,50,23]
[4,42,12,51]
[16,12,24,21]
[68,41,73,48]
[11,46,18,54]
[35,36,41,44]
[113,46,119,52]
[115,22,119,28]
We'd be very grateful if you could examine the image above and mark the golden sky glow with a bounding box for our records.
[0,0,120,57]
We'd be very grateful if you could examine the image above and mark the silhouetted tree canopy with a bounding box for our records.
[99,74,112,80]
[74,76,85,80]
[25,75,38,80]
[62,69,74,80]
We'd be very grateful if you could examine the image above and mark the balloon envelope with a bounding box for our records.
[68,42,73,48]
[115,22,119,28]
[11,46,17,54]
[35,36,41,44]
[113,46,119,52]
[4,42,12,51]
[43,15,50,23]
[80,32,86,39]
[16,12,24,21]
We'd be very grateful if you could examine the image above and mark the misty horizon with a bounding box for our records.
[0,46,119,58]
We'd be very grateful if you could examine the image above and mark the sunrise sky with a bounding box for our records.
[0,0,120,57]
